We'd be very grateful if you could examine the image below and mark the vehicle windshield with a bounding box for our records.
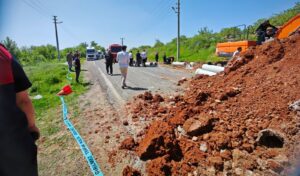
[87,49,95,53]
[110,47,122,53]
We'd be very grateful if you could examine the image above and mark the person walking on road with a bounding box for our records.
[105,49,114,75]
[74,55,81,83]
[141,50,147,67]
[0,43,39,176]
[116,45,130,89]
[136,50,141,67]
[66,51,74,72]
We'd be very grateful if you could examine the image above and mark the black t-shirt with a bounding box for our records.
[0,59,31,132]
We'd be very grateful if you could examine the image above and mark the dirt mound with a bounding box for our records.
[127,33,300,175]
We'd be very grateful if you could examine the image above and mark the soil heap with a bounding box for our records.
[125,33,300,175]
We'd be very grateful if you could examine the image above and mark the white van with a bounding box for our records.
[86,47,98,61]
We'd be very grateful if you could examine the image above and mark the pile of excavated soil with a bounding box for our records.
[123,33,300,175]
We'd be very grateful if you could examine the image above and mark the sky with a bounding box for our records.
[0,0,299,49]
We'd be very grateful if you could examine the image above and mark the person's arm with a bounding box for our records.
[16,90,39,133]
[12,59,40,137]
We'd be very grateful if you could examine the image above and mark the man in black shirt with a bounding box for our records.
[0,44,39,176]
[256,20,278,45]
[74,55,81,83]
[105,49,114,75]
[136,50,141,67]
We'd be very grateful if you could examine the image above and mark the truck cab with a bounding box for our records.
[86,47,98,61]
[109,44,122,62]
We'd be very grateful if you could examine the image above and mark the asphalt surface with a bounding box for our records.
[85,59,193,105]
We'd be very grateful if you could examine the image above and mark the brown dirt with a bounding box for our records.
[125,33,300,175]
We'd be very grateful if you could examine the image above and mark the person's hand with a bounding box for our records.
[28,124,40,141]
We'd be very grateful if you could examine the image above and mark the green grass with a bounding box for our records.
[24,60,88,136]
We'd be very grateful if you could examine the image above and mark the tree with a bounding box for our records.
[1,37,20,58]
[154,40,164,48]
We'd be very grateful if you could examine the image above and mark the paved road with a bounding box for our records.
[85,59,192,105]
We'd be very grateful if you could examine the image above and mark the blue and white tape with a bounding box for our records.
[60,96,103,176]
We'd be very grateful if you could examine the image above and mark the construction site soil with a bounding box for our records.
[122,33,300,175]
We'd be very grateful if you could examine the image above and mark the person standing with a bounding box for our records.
[163,52,167,64]
[105,49,113,75]
[0,44,39,176]
[74,55,81,83]
[155,52,159,63]
[141,50,147,67]
[136,50,141,67]
[232,47,242,58]
[66,51,74,71]
[116,45,130,89]
[256,20,278,45]
[129,51,133,66]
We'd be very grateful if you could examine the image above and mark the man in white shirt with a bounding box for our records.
[232,47,242,58]
[141,50,147,67]
[116,46,130,89]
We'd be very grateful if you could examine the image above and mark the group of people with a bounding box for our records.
[130,50,148,67]
[66,51,81,83]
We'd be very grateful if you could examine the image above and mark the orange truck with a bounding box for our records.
[216,14,300,57]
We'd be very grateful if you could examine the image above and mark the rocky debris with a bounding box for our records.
[256,129,285,148]
[126,34,300,175]
[289,99,300,112]
[136,121,182,161]
[123,120,129,126]
[122,166,141,176]
[153,94,164,102]
[119,137,136,150]
[182,116,217,136]
[177,77,187,86]
[137,91,153,101]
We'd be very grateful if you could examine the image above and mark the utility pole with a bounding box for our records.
[172,0,180,61]
[53,16,62,60]
[120,37,125,46]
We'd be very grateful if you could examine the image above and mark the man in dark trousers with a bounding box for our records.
[74,55,81,83]
[66,51,74,71]
[0,44,39,176]
[256,20,278,45]
[105,49,113,75]
[155,52,159,63]
[136,50,141,67]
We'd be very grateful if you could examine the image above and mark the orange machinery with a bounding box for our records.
[276,13,300,39]
[216,13,300,57]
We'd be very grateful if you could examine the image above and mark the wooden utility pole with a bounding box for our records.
[173,0,180,61]
[53,16,62,60]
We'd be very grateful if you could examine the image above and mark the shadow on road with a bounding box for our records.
[126,86,148,91]
[111,74,121,76]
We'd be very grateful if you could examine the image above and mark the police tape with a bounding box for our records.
[66,69,72,81]
[60,96,104,176]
